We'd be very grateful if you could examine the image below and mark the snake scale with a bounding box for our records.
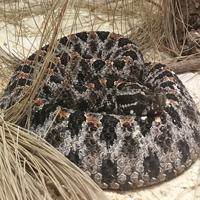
[1,31,200,190]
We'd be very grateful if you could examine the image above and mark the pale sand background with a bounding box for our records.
[0,7,200,200]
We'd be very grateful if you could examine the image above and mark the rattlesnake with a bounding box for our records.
[1,31,200,190]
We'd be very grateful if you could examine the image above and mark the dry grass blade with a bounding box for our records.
[0,112,109,200]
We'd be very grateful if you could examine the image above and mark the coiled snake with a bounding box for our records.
[1,31,200,190]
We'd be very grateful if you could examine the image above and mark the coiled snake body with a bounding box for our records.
[1,31,200,190]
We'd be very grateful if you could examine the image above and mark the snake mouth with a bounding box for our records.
[116,92,166,116]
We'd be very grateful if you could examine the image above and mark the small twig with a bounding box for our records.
[167,58,200,74]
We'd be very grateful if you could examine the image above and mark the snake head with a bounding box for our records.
[116,91,166,116]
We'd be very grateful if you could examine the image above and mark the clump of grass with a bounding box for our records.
[0,113,109,200]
